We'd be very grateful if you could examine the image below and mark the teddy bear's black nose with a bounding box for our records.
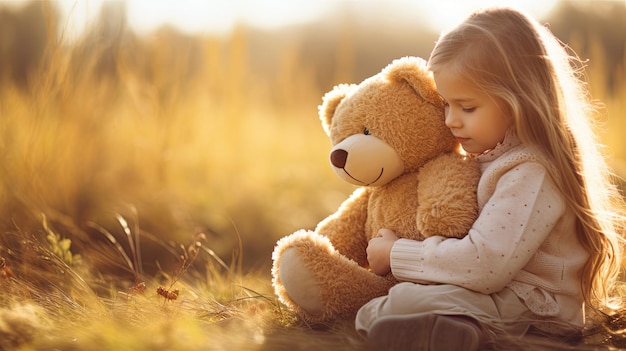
[330,149,348,168]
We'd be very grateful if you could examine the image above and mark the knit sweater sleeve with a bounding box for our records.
[390,161,564,294]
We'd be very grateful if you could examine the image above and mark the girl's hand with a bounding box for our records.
[367,228,399,276]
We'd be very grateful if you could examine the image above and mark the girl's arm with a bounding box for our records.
[390,162,565,293]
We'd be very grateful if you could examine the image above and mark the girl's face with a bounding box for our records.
[434,70,513,155]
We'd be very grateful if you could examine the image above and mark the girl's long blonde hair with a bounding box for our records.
[428,7,625,312]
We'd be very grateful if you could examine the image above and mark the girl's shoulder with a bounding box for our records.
[476,144,555,208]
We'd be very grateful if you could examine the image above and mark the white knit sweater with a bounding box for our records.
[390,133,588,327]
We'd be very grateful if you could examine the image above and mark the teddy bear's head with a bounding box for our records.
[319,56,458,187]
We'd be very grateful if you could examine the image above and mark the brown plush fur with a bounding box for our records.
[272,57,482,323]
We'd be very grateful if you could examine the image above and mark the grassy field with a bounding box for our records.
[1,2,625,350]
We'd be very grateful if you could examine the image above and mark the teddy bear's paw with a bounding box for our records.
[276,247,324,316]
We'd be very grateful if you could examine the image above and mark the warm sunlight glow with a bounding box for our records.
[126,0,337,34]
[45,0,564,38]
[0,0,624,349]
[420,0,559,31]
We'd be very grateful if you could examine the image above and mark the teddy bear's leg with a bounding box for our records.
[272,230,396,322]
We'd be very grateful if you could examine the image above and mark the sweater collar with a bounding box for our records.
[474,128,521,163]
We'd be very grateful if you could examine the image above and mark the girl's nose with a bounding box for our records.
[445,109,461,129]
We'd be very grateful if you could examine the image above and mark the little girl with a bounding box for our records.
[358,7,625,350]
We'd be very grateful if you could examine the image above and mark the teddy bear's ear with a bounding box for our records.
[383,56,443,106]
[318,83,355,135]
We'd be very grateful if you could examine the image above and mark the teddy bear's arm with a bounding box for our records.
[417,153,481,238]
[315,187,371,267]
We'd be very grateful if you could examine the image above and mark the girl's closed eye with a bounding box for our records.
[462,106,476,112]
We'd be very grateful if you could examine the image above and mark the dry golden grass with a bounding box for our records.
[0,8,362,350]
[0,3,625,350]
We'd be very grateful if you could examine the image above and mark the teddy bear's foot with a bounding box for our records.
[272,230,396,322]
[278,247,324,316]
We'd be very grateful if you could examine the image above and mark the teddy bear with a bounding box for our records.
[271,56,482,323]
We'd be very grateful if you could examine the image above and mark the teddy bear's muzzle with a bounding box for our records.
[328,134,404,186]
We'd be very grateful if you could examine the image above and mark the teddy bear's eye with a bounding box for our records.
[363,128,371,135]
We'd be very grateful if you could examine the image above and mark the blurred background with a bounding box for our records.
[0,0,624,279]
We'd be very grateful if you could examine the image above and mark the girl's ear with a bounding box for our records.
[383,56,443,107]
[318,84,355,136]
